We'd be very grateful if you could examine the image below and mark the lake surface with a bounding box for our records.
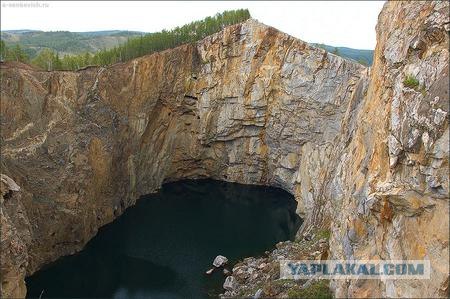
[26,179,302,299]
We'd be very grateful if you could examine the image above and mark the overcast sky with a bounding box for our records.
[1,1,386,49]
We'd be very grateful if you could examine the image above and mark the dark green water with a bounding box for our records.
[26,179,302,299]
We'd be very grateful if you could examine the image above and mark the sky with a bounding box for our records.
[1,1,386,49]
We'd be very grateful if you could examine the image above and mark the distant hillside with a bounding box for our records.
[312,43,374,66]
[1,30,143,58]
[1,19,373,69]
[1,9,251,71]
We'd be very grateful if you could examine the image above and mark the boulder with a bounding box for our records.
[254,288,263,299]
[223,276,238,291]
[213,255,228,268]
[0,174,20,195]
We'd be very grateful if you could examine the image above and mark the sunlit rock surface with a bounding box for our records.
[328,2,449,298]
[1,1,448,298]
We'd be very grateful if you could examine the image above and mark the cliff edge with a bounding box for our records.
[1,2,448,298]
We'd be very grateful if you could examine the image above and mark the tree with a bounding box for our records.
[83,52,91,66]
[31,48,62,71]
[6,44,29,63]
[357,58,368,66]
[332,47,340,56]
[27,9,251,70]
[0,40,7,61]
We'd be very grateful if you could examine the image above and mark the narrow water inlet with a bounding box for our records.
[25,179,302,299]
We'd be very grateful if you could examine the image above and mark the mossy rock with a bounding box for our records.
[287,280,332,299]
[403,75,419,89]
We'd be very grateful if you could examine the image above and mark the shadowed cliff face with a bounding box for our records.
[1,1,448,298]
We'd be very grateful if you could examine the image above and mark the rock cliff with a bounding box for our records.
[329,2,449,297]
[1,1,448,298]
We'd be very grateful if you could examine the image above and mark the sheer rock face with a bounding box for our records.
[0,2,449,298]
[328,1,449,298]
[0,19,364,297]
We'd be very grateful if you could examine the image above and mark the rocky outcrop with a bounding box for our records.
[1,18,363,297]
[1,175,30,298]
[0,1,448,298]
[327,2,449,298]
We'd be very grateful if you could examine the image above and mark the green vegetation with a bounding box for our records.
[332,47,340,56]
[313,43,374,66]
[1,30,142,58]
[403,74,426,95]
[357,58,369,66]
[1,9,250,71]
[287,281,332,299]
[419,84,427,96]
[403,74,420,89]
[1,40,29,62]
[316,229,331,240]
[31,48,62,71]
